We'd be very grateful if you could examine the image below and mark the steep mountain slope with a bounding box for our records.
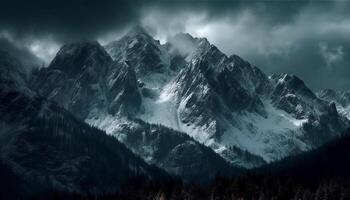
[0,52,169,196]
[105,30,275,167]
[105,26,171,76]
[105,26,175,108]
[318,89,350,120]
[31,41,141,119]
[32,26,349,169]
[31,39,239,181]
[121,30,348,166]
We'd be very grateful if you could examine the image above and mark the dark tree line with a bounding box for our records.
[26,173,349,200]
[33,128,350,200]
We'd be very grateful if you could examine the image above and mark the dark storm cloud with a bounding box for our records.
[0,0,146,63]
[1,0,350,90]
[0,0,143,42]
[0,0,305,42]
[140,0,350,91]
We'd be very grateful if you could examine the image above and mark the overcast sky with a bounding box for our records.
[1,0,350,91]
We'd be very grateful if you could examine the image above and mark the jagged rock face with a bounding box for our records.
[321,89,350,107]
[226,55,272,95]
[157,43,273,148]
[318,89,345,105]
[107,62,141,115]
[105,26,170,76]
[318,89,350,120]
[31,27,350,169]
[168,58,267,143]
[270,74,349,146]
[173,60,224,140]
[168,33,350,165]
[270,73,325,118]
[31,41,141,119]
[166,33,272,100]
[30,38,238,179]
[102,28,349,168]
[167,35,272,112]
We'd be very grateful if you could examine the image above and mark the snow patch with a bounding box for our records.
[219,100,310,162]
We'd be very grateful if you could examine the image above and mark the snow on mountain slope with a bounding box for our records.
[218,99,310,162]
[33,26,349,169]
[85,112,241,182]
[318,89,350,120]
[105,26,180,120]
[127,30,348,167]
[30,38,241,180]
[337,106,350,120]
[145,63,312,164]
[89,117,242,182]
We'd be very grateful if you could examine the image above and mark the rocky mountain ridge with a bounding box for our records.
[318,89,350,120]
[31,26,349,169]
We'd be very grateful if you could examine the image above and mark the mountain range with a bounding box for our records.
[31,26,349,168]
[1,26,350,197]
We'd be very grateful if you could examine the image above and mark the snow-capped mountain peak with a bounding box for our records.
[31,28,350,170]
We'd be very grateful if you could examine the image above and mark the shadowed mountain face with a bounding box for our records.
[0,52,170,196]
[31,41,142,119]
[31,26,349,170]
[105,26,171,75]
[0,50,32,94]
[30,39,238,181]
[318,89,350,120]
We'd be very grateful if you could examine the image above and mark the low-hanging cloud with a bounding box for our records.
[319,42,345,69]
